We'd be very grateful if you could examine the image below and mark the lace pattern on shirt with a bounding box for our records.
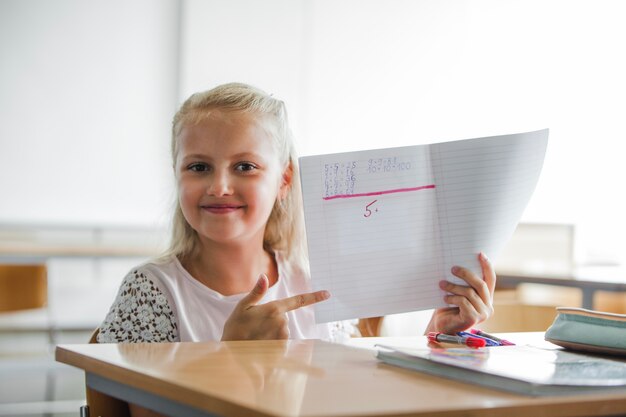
[97,269,178,343]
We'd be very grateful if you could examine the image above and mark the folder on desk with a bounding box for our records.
[376,344,626,396]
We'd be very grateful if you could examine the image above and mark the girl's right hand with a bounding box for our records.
[221,274,330,341]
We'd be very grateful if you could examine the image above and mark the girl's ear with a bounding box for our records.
[279,161,293,199]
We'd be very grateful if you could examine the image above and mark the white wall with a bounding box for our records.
[0,0,179,227]
[178,0,308,137]
[181,0,626,265]
[2,0,626,265]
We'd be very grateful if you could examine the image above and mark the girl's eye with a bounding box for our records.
[235,162,257,172]
[188,163,209,172]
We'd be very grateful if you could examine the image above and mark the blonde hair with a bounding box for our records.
[163,82,306,267]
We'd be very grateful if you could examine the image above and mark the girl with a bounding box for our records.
[98,81,495,344]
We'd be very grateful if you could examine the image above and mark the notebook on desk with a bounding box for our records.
[375,344,626,396]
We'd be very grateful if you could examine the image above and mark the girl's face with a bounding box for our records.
[175,111,290,248]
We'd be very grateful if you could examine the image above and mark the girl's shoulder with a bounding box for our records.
[132,254,179,276]
[96,256,180,343]
[121,255,182,289]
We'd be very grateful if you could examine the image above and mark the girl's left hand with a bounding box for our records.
[426,252,496,334]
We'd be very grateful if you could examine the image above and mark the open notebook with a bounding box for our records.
[299,129,549,323]
[375,343,626,396]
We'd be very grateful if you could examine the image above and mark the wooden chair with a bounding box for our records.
[357,317,384,337]
[80,328,131,417]
[0,264,47,312]
[478,302,558,333]
[0,263,57,346]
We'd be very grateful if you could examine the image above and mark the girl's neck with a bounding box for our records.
[182,240,278,296]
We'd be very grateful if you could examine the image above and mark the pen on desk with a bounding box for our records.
[470,329,516,346]
[427,332,486,348]
[456,331,500,346]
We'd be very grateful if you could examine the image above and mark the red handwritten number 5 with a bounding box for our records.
[364,199,378,217]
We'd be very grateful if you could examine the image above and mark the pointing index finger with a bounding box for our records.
[271,290,331,313]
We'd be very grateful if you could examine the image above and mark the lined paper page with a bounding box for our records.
[300,129,548,323]
[430,129,549,285]
[300,146,446,323]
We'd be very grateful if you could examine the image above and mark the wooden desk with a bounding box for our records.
[55,333,626,417]
[497,267,626,310]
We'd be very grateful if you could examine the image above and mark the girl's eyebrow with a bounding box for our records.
[181,153,210,161]
[232,152,264,160]
[180,152,266,161]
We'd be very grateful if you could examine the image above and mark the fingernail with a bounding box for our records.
[480,252,488,261]
[439,280,448,289]
[321,290,331,300]
[451,266,460,274]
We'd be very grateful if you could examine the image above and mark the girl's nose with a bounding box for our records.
[207,171,233,196]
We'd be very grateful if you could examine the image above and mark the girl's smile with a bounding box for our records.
[201,203,245,214]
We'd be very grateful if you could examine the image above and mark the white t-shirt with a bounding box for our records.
[97,253,332,343]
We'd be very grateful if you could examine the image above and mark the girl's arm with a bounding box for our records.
[97,270,178,417]
[98,269,178,343]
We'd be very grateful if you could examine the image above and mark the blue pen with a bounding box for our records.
[457,331,500,346]
[470,328,516,346]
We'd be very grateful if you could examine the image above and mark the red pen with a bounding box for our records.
[427,332,486,348]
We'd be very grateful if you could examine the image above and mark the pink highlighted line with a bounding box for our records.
[323,184,435,201]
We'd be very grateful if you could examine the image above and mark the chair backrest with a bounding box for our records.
[0,264,47,312]
[357,316,384,337]
[85,328,131,417]
[479,302,558,332]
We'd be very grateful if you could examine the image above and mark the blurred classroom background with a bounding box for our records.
[2,0,626,415]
